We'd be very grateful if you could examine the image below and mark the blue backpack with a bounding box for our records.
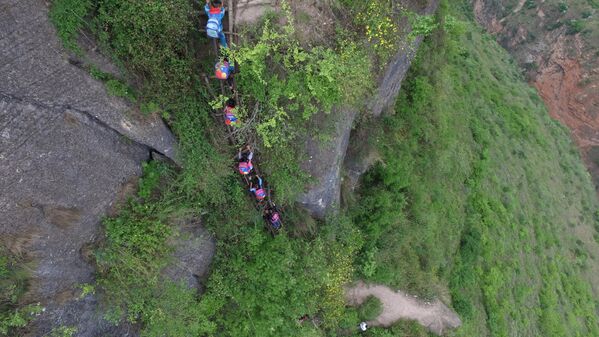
[206,17,221,38]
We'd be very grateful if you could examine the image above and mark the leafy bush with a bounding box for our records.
[232,13,372,149]
[0,250,39,336]
[566,19,586,34]
[357,296,382,321]
[558,2,569,13]
[95,0,194,102]
[49,0,92,52]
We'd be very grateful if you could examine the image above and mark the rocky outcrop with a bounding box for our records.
[0,0,178,335]
[0,0,177,160]
[299,0,440,218]
[298,108,358,218]
[163,218,215,292]
[473,0,599,191]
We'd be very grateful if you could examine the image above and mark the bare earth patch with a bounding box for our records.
[345,281,461,335]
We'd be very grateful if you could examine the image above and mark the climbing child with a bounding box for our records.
[205,0,227,48]
[237,145,254,175]
[264,204,282,230]
[223,98,239,126]
[215,58,235,91]
[249,175,266,202]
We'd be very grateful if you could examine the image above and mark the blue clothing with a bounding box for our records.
[217,31,227,48]
[205,5,227,48]
[249,176,263,192]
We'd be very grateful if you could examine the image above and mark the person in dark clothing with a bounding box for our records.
[264,204,282,230]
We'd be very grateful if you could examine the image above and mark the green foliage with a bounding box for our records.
[232,15,373,149]
[140,101,161,115]
[96,200,173,322]
[199,215,362,336]
[77,283,95,299]
[49,326,77,337]
[408,14,439,40]
[355,7,599,336]
[49,0,92,52]
[95,0,194,102]
[355,1,402,60]
[559,2,569,13]
[0,250,37,336]
[230,5,374,203]
[368,320,429,337]
[89,66,113,81]
[357,296,382,321]
[137,161,171,200]
[0,305,42,337]
[566,19,586,34]
[105,79,136,101]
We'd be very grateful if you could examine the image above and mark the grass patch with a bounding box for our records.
[352,3,599,336]
[0,249,40,336]
[49,0,92,52]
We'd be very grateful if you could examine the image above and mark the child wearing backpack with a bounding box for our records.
[223,98,239,127]
[205,0,227,48]
[249,175,266,202]
[215,58,235,91]
[237,145,254,175]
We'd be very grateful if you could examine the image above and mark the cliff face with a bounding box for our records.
[299,0,440,218]
[473,0,599,190]
[0,0,178,335]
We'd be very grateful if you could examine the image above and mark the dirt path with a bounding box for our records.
[345,282,461,335]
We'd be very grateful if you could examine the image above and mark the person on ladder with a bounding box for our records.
[249,175,266,202]
[223,98,239,127]
[264,204,282,230]
[237,145,254,175]
[215,58,235,92]
[205,0,227,48]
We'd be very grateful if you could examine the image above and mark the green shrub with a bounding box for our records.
[95,0,194,102]
[49,326,77,337]
[357,296,383,321]
[49,0,92,52]
[0,250,39,336]
[566,19,586,34]
[105,79,135,101]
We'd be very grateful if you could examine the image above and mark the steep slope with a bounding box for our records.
[297,0,440,218]
[472,0,599,191]
[0,0,178,335]
[346,5,599,336]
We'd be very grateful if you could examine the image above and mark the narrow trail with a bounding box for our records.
[345,282,461,335]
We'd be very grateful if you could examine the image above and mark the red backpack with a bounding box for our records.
[255,188,266,200]
[238,160,253,175]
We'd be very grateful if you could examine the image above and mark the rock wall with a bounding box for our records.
[299,0,440,218]
[0,0,178,335]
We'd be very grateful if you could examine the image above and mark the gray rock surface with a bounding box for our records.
[298,0,440,218]
[0,94,145,337]
[163,218,215,292]
[235,0,277,25]
[0,0,180,335]
[298,108,357,218]
[0,0,178,160]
